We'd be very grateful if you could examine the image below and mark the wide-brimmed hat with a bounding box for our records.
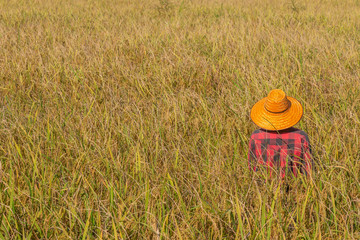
[250,89,303,131]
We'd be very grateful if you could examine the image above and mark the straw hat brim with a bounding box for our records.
[250,96,303,131]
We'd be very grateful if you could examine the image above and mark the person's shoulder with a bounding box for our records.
[290,128,310,141]
[251,129,262,135]
[250,128,265,139]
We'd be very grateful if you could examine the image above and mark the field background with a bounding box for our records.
[1,0,360,239]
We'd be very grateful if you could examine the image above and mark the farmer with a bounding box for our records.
[248,89,312,178]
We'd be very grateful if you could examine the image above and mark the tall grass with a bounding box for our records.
[0,0,359,238]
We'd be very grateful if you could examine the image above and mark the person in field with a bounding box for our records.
[248,89,312,178]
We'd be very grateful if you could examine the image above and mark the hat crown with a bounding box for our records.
[265,89,291,113]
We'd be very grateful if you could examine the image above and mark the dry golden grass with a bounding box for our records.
[0,0,360,238]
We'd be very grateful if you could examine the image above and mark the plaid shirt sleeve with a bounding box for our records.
[248,137,256,171]
[300,133,313,176]
[248,130,260,172]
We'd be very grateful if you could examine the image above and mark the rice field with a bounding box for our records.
[0,0,359,239]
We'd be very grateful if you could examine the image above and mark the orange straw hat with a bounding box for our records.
[251,89,303,131]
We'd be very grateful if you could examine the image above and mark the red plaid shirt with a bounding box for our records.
[248,127,312,178]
